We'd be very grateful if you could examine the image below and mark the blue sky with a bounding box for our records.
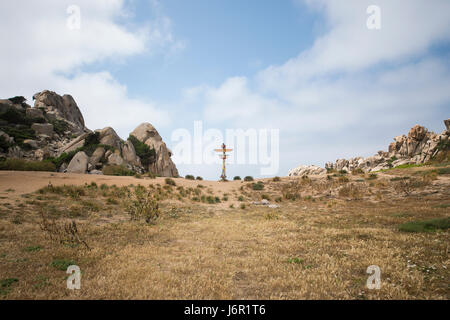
[1,0,450,179]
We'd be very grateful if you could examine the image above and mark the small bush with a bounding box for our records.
[0,278,19,296]
[351,168,364,175]
[437,167,450,175]
[261,194,271,200]
[196,176,203,181]
[272,176,281,182]
[165,178,176,186]
[244,176,254,181]
[339,170,348,175]
[252,181,264,190]
[0,159,56,172]
[103,165,134,176]
[233,176,241,181]
[240,203,246,209]
[398,217,450,233]
[125,187,160,224]
[185,175,195,180]
[51,259,76,271]
[147,172,156,179]
[367,173,378,180]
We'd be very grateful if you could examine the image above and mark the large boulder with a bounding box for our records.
[445,119,450,133]
[130,123,179,177]
[121,140,140,166]
[96,127,122,150]
[107,152,125,166]
[67,151,89,174]
[33,90,85,130]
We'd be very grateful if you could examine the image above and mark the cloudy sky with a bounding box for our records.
[1,0,449,179]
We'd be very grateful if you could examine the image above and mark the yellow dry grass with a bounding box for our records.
[0,168,449,300]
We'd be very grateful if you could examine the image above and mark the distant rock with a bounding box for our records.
[288,165,327,177]
[325,120,449,172]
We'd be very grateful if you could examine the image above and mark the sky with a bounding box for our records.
[1,0,449,179]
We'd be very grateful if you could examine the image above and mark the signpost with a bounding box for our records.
[214,143,233,181]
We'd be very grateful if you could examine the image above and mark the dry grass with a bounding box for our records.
[0,165,449,300]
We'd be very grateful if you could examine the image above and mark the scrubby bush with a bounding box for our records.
[0,159,56,172]
[272,176,281,182]
[351,168,364,175]
[125,187,160,224]
[233,176,241,181]
[185,175,195,180]
[196,176,203,181]
[244,176,254,181]
[252,181,264,190]
[165,178,176,186]
[102,165,134,176]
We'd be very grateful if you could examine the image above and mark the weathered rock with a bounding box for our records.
[89,147,105,165]
[59,132,90,154]
[130,123,179,177]
[33,90,85,129]
[121,140,140,166]
[26,108,44,119]
[89,170,103,175]
[445,119,450,133]
[23,139,39,149]
[96,127,122,150]
[107,152,125,166]
[31,123,54,136]
[7,146,23,158]
[288,165,326,177]
[0,99,13,114]
[324,120,449,173]
[67,151,89,174]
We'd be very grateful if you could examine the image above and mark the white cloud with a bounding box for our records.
[180,0,450,176]
[0,0,181,137]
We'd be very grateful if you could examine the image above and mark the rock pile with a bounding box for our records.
[325,120,449,173]
[0,91,179,177]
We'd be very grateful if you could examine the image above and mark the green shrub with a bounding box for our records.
[437,167,450,175]
[0,159,56,172]
[102,165,134,176]
[244,176,254,181]
[398,217,450,233]
[1,126,36,145]
[272,176,281,182]
[351,168,364,175]
[196,176,203,181]
[165,178,176,186]
[252,181,264,190]
[50,119,70,135]
[51,259,76,271]
[0,278,18,296]
[234,176,241,181]
[128,135,156,167]
[339,170,348,175]
[185,175,195,180]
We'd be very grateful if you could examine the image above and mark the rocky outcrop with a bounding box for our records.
[33,90,85,131]
[288,165,327,177]
[325,120,449,172]
[1,90,179,177]
[130,123,179,177]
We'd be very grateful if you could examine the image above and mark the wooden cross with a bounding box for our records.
[214,143,233,181]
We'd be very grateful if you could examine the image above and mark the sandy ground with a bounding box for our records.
[0,171,246,204]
